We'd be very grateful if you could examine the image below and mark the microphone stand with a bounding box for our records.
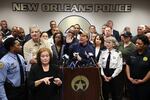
[90,56,97,67]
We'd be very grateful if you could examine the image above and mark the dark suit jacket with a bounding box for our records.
[47,29,53,38]
[113,29,121,42]
[51,44,65,67]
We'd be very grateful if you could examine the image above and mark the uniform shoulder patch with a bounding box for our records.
[0,61,4,69]
[143,56,148,62]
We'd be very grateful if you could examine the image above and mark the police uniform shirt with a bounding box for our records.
[98,49,123,78]
[0,52,27,100]
[126,50,150,79]
[23,39,50,71]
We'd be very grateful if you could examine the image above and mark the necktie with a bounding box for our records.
[16,54,24,85]
[106,52,111,69]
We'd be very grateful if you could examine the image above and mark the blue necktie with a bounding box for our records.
[16,54,24,85]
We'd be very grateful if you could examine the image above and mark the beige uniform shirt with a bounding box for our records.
[23,39,50,71]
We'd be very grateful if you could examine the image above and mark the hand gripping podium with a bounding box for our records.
[59,67,103,100]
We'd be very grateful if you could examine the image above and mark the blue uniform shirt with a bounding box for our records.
[0,52,27,100]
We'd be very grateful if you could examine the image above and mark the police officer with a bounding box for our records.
[98,36,123,100]
[126,35,150,100]
[0,37,27,100]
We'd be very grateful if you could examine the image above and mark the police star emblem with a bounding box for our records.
[0,61,4,69]
[143,56,148,61]
[71,75,89,91]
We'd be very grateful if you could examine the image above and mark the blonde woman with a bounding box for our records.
[98,36,124,100]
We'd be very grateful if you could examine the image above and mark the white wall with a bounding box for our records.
[0,0,150,36]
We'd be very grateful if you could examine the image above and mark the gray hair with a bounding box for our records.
[105,36,119,48]
[29,25,40,33]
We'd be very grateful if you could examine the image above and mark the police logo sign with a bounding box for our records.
[71,75,89,91]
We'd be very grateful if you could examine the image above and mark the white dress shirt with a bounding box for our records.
[98,49,123,78]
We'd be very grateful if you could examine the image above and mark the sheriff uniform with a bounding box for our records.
[98,48,124,100]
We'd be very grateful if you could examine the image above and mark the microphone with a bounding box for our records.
[62,54,69,60]
[62,54,69,67]
[73,52,79,58]
[87,52,97,67]
[88,52,94,57]
[69,61,78,69]
[68,52,79,69]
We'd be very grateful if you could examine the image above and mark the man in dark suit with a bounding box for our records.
[106,20,121,42]
[47,20,57,38]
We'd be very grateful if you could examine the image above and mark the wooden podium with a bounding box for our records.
[59,67,103,100]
